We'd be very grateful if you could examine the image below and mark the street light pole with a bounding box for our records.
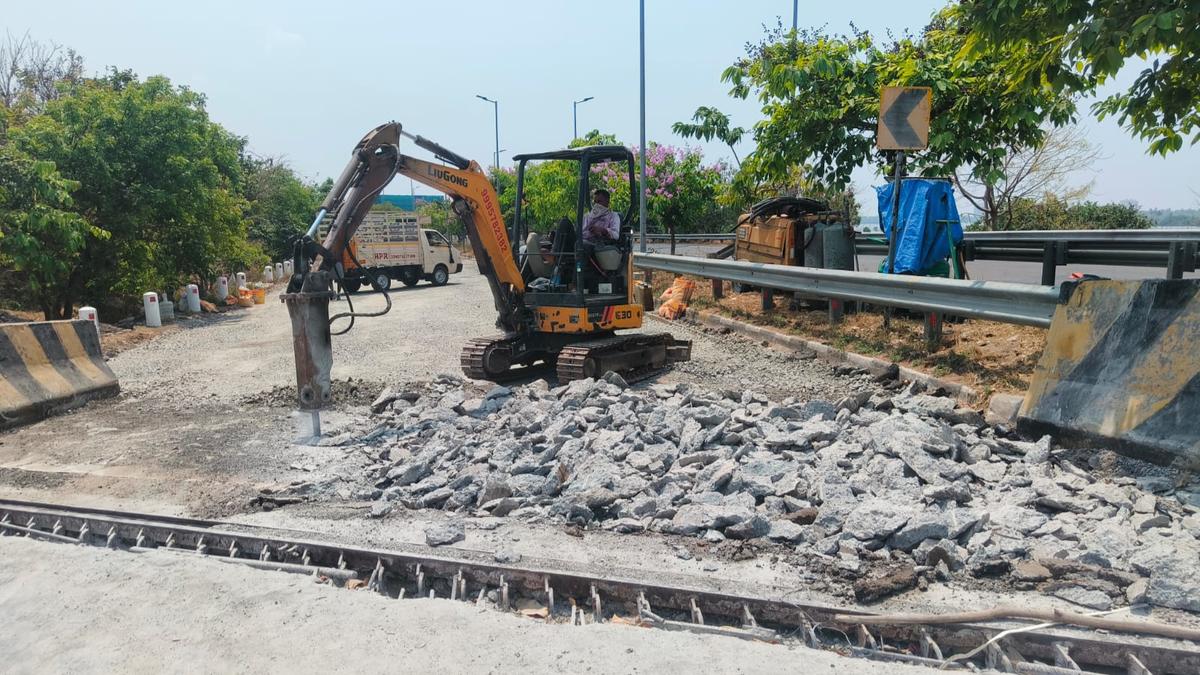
[476,94,500,170]
[638,0,647,253]
[792,0,798,31]
[572,96,594,141]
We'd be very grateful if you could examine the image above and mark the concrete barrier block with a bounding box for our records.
[1020,279,1200,466]
[0,320,120,429]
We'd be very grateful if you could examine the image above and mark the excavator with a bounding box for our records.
[283,122,691,412]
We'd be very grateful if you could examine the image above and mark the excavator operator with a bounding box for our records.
[582,189,620,243]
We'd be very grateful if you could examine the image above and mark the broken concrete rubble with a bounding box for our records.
[294,374,1200,611]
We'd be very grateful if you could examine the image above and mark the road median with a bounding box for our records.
[0,320,120,429]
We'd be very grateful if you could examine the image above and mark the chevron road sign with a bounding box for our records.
[877,86,931,150]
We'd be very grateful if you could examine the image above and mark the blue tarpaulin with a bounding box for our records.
[875,179,963,275]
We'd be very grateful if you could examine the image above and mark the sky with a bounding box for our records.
[7,0,1199,211]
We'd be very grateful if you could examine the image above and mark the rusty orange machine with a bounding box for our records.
[733,196,854,270]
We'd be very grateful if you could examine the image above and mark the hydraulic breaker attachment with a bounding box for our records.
[281,270,337,411]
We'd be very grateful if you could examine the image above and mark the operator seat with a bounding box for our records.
[550,217,576,285]
[592,245,622,271]
[524,232,554,278]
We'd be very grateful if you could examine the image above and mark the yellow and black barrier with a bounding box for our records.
[0,320,119,429]
[1020,279,1200,466]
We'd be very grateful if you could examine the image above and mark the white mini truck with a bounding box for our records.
[332,211,462,292]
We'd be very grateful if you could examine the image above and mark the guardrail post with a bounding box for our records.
[1167,242,1185,280]
[637,283,654,311]
[828,298,844,324]
[923,312,943,350]
[1040,242,1057,286]
[761,288,774,311]
[711,278,723,300]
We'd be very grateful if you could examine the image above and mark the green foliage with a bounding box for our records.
[489,165,518,230]
[1144,208,1200,229]
[672,106,746,167]
[418,200,459,239]
[243,157,321,259]
[957,0,1200,154]
[494,131,622,234]
[0,146,104,318]
[714,13,1074,193]
[9,70,260,317]
[617,143,728,235]
[497,129,730,235]
[972,196,1154,231]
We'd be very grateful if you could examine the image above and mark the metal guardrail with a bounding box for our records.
[634,253,1060,327]
[857,229,1200,283]
[642,229,1200,282]
[640,229,1200,243]
[963,228,1200,242]
[633,233,736,242]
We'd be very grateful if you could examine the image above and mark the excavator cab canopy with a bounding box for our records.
[511,145,631,163]
[511,145,637,305]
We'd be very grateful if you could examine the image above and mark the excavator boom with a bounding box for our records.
[284,122,527,413]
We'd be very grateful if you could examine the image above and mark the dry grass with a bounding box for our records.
[647,272,1045,397]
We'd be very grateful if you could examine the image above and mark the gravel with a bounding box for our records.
[279,373,1200,610]
[655,317,880,401]
[107,276,499,402]
[104,272,873,407]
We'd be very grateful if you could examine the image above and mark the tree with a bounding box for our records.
[489,130,730,237]
[953,125,1101,229]
[709,12,1075,195]
[0,32,83,137]
[243,155,320,258]
[957,0,1200,154]
[496,131,622,234]
[10,70,258,317]
[418,200,459,240]
[0,146,104,318]
[672,106,746,168]
[590,141,728,236]
[488,166,518,230]
[976,196,1153,231]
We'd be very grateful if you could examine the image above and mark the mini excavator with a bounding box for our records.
[283,122,690,413]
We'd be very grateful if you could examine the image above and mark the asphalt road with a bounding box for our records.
[855,254,1199,285]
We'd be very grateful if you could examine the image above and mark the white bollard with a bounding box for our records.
[216,276,229,301]
[236,272,247,289]
[78,306,100,339]
[186,284,201,313]
[159,298,175,323]
[275,262,284,281]
[284,260,293,277]
[143,292,161,328]
[263,266,274,283]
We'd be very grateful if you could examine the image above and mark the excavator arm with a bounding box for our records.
[283,122,527,414]
[394,153,526,330]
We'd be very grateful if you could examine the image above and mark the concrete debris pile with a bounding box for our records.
[315,373,1200,611]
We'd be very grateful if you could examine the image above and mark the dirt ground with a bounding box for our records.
[1,270,1194,670]
[648,273,1045,395]
[0,536,938,674]
[0,271,878,516]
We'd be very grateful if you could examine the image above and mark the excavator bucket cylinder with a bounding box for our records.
[281,271,337,410]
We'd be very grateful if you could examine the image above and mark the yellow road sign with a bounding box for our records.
[877,86,931,150]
